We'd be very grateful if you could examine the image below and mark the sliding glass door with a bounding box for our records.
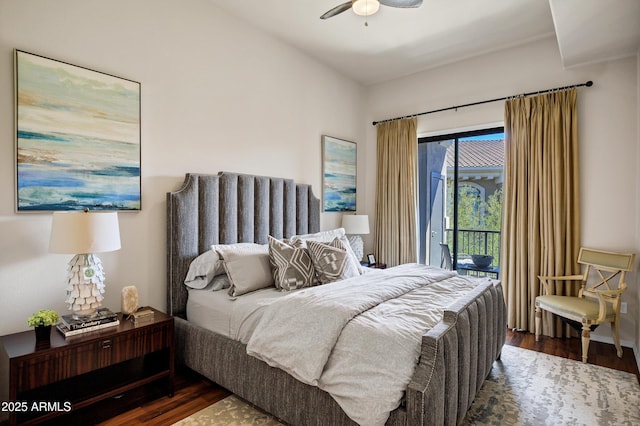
[418,127,504,275]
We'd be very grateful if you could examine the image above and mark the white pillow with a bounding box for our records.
[184,250,218,289]
[210,274,231,291]
[216,245,274,296]
[290,228,346,243]
[183,243,267,289]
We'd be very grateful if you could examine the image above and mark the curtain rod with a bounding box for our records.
[371,80,593,126]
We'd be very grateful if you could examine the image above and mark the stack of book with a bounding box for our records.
[56,307,119,337]
[129,308,154,325]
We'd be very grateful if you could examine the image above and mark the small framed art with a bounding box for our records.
[367,253,376,265]
[322,135,356,212]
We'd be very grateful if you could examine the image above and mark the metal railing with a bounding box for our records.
[445,228,501,264]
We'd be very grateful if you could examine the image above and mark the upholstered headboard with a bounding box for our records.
[166,172,320,317]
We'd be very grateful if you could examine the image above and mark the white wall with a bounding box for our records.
[0,0,366,335]
[365,36,639,348]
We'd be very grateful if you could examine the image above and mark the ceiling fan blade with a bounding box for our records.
[320,2,353,19]
[380,0,423,8]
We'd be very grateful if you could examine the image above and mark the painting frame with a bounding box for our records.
[322,135,356,212]
[14,49,141,212]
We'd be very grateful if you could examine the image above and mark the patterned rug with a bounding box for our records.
[172,395,283,426]
[174,345,640,425]
[462,345,640,425]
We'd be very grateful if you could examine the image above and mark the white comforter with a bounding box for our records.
[245,263,480,426]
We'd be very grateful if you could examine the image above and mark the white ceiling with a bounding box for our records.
[209,0,640,86]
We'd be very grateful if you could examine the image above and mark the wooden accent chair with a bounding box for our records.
[535,248,635,363]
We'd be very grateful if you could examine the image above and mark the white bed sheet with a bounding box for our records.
[186,286,289,342]
[187,268,383,340]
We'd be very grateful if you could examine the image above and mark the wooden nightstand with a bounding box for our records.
[0,307,174,425]
[361,262,387,269]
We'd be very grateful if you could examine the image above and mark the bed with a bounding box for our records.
[167,171,507,425]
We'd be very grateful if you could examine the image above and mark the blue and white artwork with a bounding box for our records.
[322,136,356,212]
[15,50,141,211]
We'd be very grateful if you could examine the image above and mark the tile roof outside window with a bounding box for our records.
[446,140,504,168]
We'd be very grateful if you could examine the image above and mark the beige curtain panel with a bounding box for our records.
[501,89,581,336]
[374,118,418,267]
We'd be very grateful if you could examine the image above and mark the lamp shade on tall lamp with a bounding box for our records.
[341,214,369,262]
[49,211,121,317]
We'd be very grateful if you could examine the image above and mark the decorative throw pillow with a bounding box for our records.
[216,245,274,296]
[268,236,317,291]
[306,238,360,284]
[291,228,365,276]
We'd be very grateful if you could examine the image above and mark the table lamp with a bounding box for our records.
[341,214,369,262]
[49,210,121,318]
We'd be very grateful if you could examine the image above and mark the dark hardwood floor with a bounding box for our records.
[505,329,640,380]
[98,329,639,425]
[97,369,231,426]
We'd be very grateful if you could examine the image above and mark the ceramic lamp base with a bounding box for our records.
[65,254,106,316]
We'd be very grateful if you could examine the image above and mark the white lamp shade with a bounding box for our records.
[341,214,370,235]
[49,211,121,254]
[352,0,380,16]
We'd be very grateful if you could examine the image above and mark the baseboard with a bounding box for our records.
[584,335,640,374]
[589,334,633,348]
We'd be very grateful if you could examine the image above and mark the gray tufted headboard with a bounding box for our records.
[166,172,320,317]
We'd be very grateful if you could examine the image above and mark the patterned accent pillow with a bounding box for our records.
[290,228,364,276]
[306,238,360,284]
[268,236,317,291]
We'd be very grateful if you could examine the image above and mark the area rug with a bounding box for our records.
[172,395,284,425]
[462,345,640,425]
[174,345,640,425]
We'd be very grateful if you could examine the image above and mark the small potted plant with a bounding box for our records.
[27,309,60,342]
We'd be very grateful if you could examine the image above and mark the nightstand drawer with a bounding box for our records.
[15,341,107,391]
[109,323,172,364]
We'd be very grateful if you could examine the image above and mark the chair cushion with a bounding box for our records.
[536,295,614,322]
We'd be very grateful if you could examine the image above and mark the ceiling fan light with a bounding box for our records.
[352,0,380,16]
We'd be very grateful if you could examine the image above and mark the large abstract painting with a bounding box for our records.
[322,135,356,212]
[15,50,141,211]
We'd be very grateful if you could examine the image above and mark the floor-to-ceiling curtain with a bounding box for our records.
[374,118,418,267]
[501,89,581,336]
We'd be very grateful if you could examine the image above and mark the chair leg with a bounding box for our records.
[534,306,541,341]
[581,325,590,363]
[612,319,623,358]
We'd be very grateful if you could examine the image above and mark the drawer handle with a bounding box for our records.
[102,340,112,349]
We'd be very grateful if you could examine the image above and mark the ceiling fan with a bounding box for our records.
[320,0,423,20]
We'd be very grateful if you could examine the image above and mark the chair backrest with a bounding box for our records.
[578,248,635,272]
[440,243,452,270]
[577,247,636,294]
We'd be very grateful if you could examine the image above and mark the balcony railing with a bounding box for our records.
[445,228,501,265]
